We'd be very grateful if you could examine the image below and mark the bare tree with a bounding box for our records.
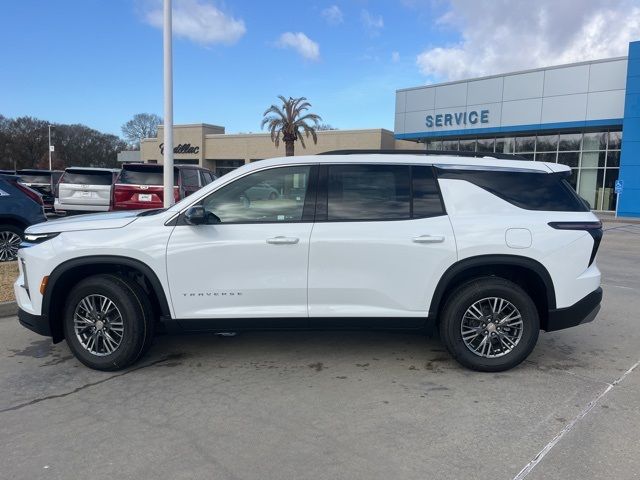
[261,96,321,156]
[121,113,162,149]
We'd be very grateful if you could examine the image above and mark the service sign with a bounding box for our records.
[425,109,490,129]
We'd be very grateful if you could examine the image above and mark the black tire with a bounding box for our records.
[62,274,155,371]
[0,224,23,262]
[439,277,539,372]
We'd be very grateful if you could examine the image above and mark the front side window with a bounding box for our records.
[201,166,311,224]
[181,169,200,187]
[327,165,410,221]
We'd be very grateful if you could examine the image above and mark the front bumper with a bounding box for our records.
[18,308,51,337]
[545,287,602,332]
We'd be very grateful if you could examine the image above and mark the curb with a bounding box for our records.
[0,301,17,318]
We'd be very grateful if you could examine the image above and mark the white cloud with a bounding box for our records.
[391,51,400,63]
[144,0,246,46]
[416,0,640,81]
[361,9,384,34]
[276,32,320,61]
[322,5,344,25]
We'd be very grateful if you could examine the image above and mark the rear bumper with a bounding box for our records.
[18,308,51,337]
[54,202,110,212]
[545,287,602,332]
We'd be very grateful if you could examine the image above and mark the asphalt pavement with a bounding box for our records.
[1,222,639,480]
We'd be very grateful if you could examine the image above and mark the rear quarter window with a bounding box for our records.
[436,168,589,212]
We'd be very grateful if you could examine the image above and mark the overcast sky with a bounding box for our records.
[1,0,639,136]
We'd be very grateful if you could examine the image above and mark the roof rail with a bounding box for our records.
[318,149,528,161]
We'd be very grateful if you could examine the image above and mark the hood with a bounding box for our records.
[25,210,141,234]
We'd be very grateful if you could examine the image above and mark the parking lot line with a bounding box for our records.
[513,358,640,480]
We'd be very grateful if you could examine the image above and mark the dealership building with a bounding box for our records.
[141,41,640,216]
[395,40,640,216]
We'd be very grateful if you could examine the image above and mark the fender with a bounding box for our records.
[428,254,556,319]
[43,255,172,341]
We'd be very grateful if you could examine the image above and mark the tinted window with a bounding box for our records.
[437,168,589,212]
[327,165,410,221]
[181,169,200,187]
[18,174,50,184]
[201,166,311,223]
[412,166,445,218]
[61,171,113,185]
[118,167,178,186]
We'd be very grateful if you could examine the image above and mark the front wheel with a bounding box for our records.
[62,274,154,371]
[439,277,540,372]
[0,224,23,262]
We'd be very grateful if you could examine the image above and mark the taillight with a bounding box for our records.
[14,181,44,206]
[548,221,603,266]
[174,186,180,201]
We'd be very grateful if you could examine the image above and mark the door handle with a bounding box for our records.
[412,234,445,244]
[266,236,299,245]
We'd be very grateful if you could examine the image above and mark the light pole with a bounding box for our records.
[48,124,54,170]
[163,0,174,208]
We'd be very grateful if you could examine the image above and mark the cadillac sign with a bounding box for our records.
[159,143,200,155]
[426,109,490,128]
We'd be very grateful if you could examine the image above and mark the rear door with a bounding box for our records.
[307,163,457,323]
[58,170,113,207]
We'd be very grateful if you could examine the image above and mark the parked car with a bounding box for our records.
[0,174,46,261]
[54,167,120,214]
[16,169,63,212]
[112,163,215,210]
[15,152,603,372]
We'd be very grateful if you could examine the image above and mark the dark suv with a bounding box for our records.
[0,174,47,261]
[112,163,216,210]
[16,169,63,212]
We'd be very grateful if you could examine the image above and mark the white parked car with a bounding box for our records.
[15,153,603,371]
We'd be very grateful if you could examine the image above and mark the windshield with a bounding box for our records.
[118,167,178,186]
[61,171,113,185]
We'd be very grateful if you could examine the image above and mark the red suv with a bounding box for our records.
[112,164,216,210]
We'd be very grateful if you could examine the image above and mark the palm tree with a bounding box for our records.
[261,96,322,156]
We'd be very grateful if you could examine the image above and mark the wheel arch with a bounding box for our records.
[429,255,556,330]
[43,256,172,343]
[0,216,29,231]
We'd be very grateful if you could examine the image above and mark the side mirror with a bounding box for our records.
[184,205,206,225]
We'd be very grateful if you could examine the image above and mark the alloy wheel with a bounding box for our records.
[0,230,21,262]
[460,297,524,358]
[73,294,125,356]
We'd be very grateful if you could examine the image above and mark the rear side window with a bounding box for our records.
[437,168,589,212]
[61,171,113,185]
[327,164,410,221]
[181,169,200,187]
[412,166,446,218]
[18,174,50,184]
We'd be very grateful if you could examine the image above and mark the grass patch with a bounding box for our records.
[0,261,18,302]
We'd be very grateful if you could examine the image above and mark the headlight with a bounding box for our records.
[23,232,60,244]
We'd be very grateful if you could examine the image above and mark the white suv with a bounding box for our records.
[15,153,603,372]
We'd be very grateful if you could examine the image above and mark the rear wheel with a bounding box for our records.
[0,225,23,262]
[439,277,539,372]
[62,274,155,371]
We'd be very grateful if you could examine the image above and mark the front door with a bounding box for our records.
[307,164,457,323]
[166,164,317,323]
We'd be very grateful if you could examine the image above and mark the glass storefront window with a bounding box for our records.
[518,153,535,160]
[608,131,622,150]
[559,133,582,151]
[496,137,515,154]
[426,140,442,150]
[578,169,604,210]
[583,132,607,151]
[458,139,476,151]
[536,152,557,163]
[442,140,459,151]
[476,138,495,152]
[606,150,620,168]
[579,151,600,169]
[602,169,620,211]
[536,134,558,152]
[557,152,580,168]
[515,136,536,152]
